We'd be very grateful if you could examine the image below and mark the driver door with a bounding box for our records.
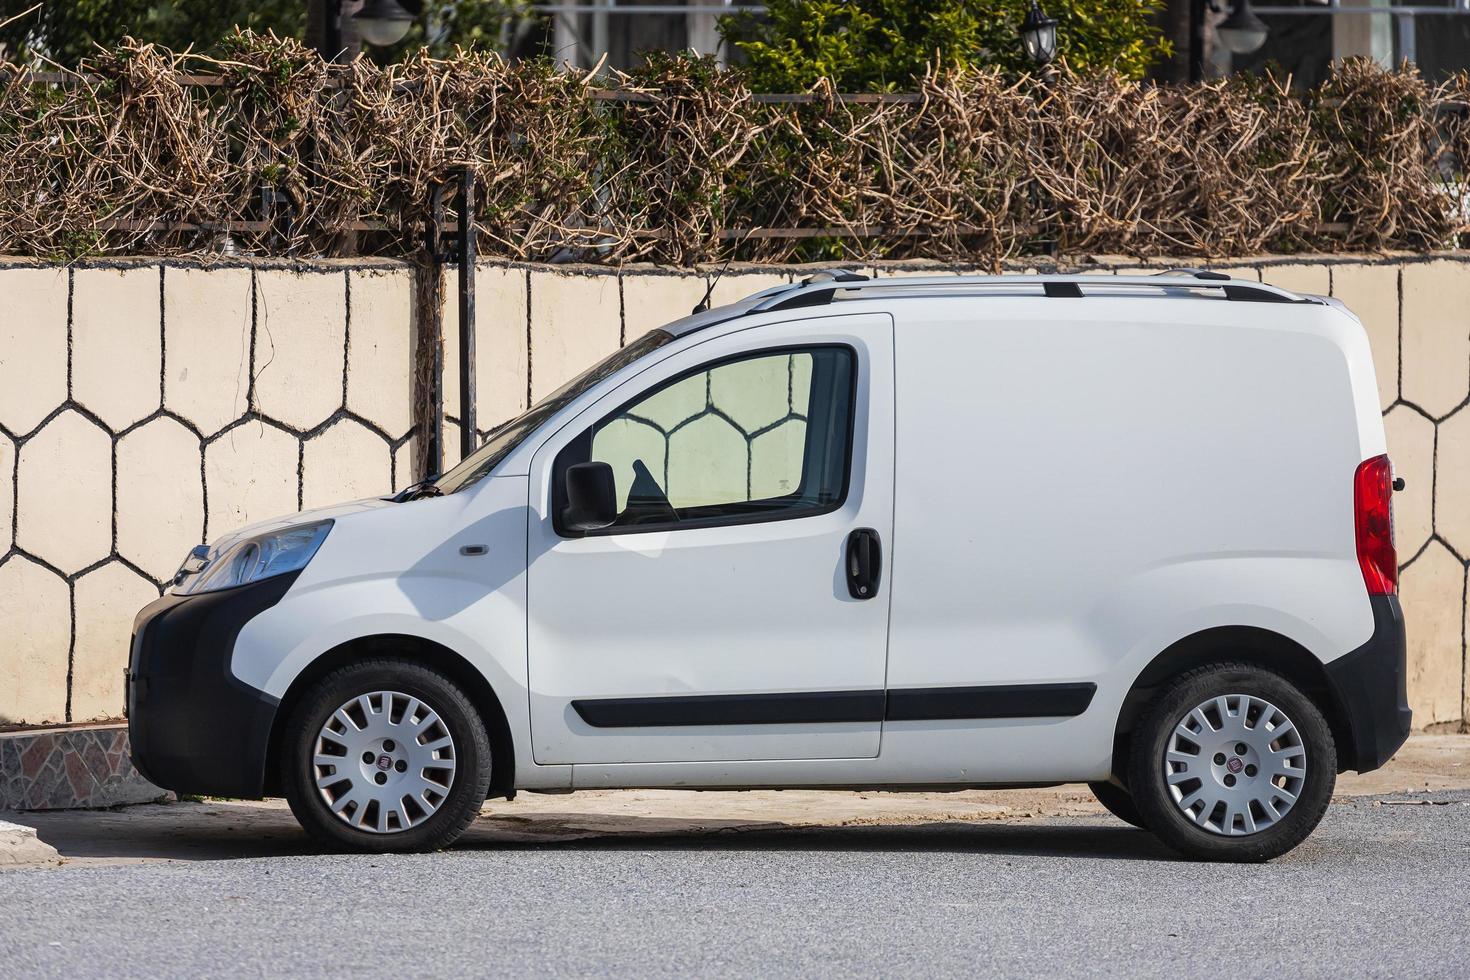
[525,314,895,765]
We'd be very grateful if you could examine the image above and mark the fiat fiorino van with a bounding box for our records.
[127,271,1408,862]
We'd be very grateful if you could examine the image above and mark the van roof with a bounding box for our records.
[662,270,1325,338]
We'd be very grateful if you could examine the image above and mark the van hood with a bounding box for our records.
[207,497,395,555]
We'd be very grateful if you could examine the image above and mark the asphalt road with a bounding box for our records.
[3,792,1468,978]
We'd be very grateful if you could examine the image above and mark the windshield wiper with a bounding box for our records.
[391,478,443,502]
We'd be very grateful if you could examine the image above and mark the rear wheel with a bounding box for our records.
[282,659,492,853]
[1128,662,1335,862]
[1088,780,1147,829]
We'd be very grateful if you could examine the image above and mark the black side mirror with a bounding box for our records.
[563,461,617,531]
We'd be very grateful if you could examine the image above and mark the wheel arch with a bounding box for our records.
[1111,626,1357,777]
[263,633,516,800]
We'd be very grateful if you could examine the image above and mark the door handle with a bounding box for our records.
[846,528,882,600]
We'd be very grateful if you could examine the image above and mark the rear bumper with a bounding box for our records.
[1325,594,1411,773]
[127,573,298,798]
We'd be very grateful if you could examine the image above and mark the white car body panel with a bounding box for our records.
[217,278,1387,792]
[523,314,896,765]
[232,477,572,789]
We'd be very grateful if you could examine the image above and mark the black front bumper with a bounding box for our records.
[1325,594,1411,773]
[127,572,299,798]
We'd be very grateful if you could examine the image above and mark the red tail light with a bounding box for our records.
[1354,454,1397,596]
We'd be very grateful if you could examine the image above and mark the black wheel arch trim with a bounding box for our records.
[1110,596,1409,777]
[264,634,518,801]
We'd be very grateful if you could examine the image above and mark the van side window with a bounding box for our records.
[559,346,855,533]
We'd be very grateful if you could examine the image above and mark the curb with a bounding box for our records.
[0,819,61,867]
[0,724,171,811]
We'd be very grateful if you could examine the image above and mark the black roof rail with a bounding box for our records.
[738,273,1318,318]
[801,270,870,286]
[1222,284,1298,302]
[769,288,840,311]
[1156,268,1232,281]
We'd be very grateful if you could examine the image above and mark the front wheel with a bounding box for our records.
[1127,663,1336,863]
[281,659,492,853]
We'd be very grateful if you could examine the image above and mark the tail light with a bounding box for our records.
[1353,454,1397,596]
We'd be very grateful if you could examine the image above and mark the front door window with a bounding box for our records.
[563,347,855,533]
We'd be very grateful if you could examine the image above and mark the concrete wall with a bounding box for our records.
[0,256,1466,732]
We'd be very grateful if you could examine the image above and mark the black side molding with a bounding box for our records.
[572,690,886,728]
[885,682,1096,721]
[571,682,1097,729]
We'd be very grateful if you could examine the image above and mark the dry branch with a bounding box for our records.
[0,35,1464,263]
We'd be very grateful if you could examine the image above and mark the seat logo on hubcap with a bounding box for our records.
[1226,757,1243,774]
[376,754,393,771]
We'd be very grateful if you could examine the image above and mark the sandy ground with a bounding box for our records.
[5,734,1465,868]
[487,733,1470,829]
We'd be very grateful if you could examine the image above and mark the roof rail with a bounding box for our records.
[1155,268,1231,281]
[753,271,1313,312]
[801,270,870,286]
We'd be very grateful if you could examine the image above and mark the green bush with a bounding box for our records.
[0,0,304,66]
[0,0,524,66]
[721,0,1170,92]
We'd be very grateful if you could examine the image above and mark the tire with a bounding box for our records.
[1088,780,1148,830]
[1127,662,1336,863]
[281,659,492,853]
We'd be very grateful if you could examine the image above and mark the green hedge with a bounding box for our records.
[724,0,1169,90]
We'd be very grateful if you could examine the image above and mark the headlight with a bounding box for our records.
[174,521,333,595]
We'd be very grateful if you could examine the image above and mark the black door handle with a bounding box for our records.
[846,528,882,600]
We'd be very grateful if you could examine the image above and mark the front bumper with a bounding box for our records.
[1325,594,1411,773]
[127,572,299,798]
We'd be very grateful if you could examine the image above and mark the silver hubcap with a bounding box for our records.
[1163,693,1306,836]
[312,691,457,834]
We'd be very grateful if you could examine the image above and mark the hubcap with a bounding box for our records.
[1163,693,1305,836]
[312,691,457,834]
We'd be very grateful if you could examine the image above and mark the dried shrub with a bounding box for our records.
[1428,70,1470,243]
[728,72,1038,263]
[1312,58,1454,251]
[1033,71,1319,255]
[0,33,1464,264]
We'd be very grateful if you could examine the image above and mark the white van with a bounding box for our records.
[127,271,1408,862]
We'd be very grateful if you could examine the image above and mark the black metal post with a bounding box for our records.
[1188,0,1207,82]
[457,168,477,460]
[323,0,344,62]
[426,182,448,478]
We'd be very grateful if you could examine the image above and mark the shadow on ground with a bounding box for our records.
[10,736,1467,869]
[7,800,1178,865]
[467,819,1180,862]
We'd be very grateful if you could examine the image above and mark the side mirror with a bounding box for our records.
[563,461,617,531]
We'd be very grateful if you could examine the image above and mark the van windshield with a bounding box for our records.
[433,329,673,495]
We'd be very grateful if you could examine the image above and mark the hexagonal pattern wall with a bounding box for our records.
[1,256,1468,732]
[0,262,415,724]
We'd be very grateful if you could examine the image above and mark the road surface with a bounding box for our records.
[3,789,1467,978]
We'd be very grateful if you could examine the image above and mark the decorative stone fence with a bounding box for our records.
[0,724,166,810]
[0,255,1466,733]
